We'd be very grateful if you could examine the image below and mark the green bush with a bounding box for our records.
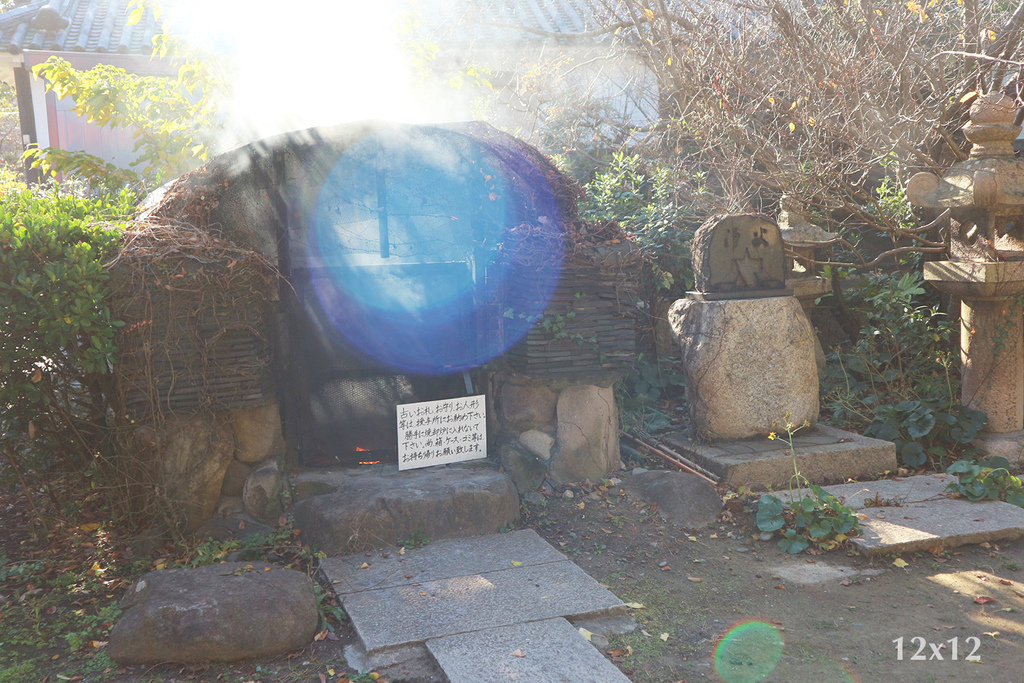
[821,269,985,469]
[0,185,135,468]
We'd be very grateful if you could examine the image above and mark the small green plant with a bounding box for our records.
[946,456,1024,507]
[616,354,686,434]
[399,529,430,550]
[821,269,986,469]
[756,419,861,554]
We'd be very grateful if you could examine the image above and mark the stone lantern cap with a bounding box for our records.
[777,196,837,246]
[907,92,1023,211]
[688,213,791,300]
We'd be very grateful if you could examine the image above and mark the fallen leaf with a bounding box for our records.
[359,562,370,570]
[661,565,672,572]
[328,669,335,676]
[314,630,329,641]
[510,649,525,658]
[774,585,786,590]
[398,547,406,556]
[984,631,1000,638]
[607,648,629,658]
[578,627,594,641]
[687,576,703,583]
[624,602,646,609]
[980,542,992,548]
[576,502,586,509]
[89,640,107,649]
[709,534,718,539]
[999,579,1013,585]
[641,629,653,637]
[687,536,697,542]
[893,558,909,568]
[974,596,996,604]
[79,523,100,532]
[840,579,852,586]
[660,632,669,641]
[510,560,523,567]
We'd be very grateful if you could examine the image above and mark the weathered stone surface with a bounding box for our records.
[691,214,787,296]
[663,425,896,490]
[427,618,632,683]
[220,459,253,497]
[214,495,245,518]
[792,474,954,510]
[500,382,557,431]
[621,470,722,529]
[341,561,626,653]
[293,466,519,554]
[232,400,283,464]
[158,414,235,533]
[243,457,283,524]
[518,429,554,461]
[550,385,619,483]
[852,498,1024,556]
[322,529,566,595]
[498,443,547,493]
[107,563,318,664]
[669,296,818,440]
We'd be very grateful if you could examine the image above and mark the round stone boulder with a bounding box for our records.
[107,562,318,664]
[669,296,817,440]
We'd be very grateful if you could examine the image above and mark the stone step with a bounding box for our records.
[321,531,628,655]
[662,425,896,490]
[804,476,1024,557]
[427,618,632,683]
[292,464,520,554]
[322,529,566,595]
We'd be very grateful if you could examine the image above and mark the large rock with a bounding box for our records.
[158,415,235,533]
[220,459,253,497]
[293,466,520,554]
[622,470,722,529]
[669,297,818,440]
[500,382,558,431]
[549,385,619,483]
[107,562,318,664]
[232,400,283,464]
[243,458,284,524]
[499,443,547,493]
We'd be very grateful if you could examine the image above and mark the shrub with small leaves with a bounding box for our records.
[0,185,135,466]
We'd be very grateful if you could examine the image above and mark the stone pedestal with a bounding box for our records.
[787,276,831,373]
[668,296,818,440]
[924,261,1024,461]
[960,296,1024,432]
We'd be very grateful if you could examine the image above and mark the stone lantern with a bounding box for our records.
[908,92,1024,461]
[778,196,836,373]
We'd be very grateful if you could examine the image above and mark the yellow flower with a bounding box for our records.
[768,432,777,440]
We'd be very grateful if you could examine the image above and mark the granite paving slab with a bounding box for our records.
[427,617,631,683]
[852,498,1024,556]
[340,560,627,653]
[663,425,896,489]
[322,529,566,595]
[790,474,955,510]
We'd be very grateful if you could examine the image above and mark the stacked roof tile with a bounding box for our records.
[0,0,162,55]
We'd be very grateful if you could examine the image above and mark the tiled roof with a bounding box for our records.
[414,0,614,45]
[0,0,162,55]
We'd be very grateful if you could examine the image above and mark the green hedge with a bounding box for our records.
[0,186,135,461]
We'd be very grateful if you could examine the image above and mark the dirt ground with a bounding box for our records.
[3,465,1024,683]
[526,475,1024,683]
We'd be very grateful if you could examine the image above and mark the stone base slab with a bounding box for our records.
[427,618,631,683]
[972,430,1024,465]
[662,425,896,490]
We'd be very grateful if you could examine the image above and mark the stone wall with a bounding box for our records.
[492,372,620,491]
[149,399,286,533]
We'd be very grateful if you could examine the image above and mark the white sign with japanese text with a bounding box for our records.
[397,395,487,470]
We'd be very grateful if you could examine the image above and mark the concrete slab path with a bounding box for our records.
[799,475,1024,556]
[321,529,633,681]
